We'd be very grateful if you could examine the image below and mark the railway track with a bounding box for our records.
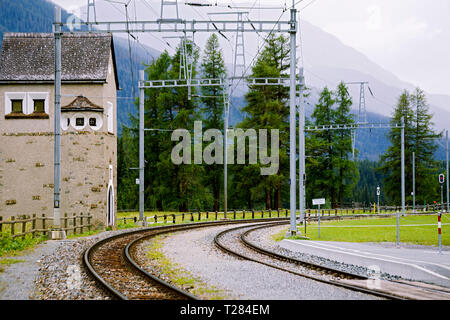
[83,213,449,300]
[83,218,285,300]
[214,221,450,300]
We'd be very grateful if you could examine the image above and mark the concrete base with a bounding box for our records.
[48,230,66,240]
[137,220,148,227]
[286,229,300,237]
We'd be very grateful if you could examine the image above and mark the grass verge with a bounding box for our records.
[145,234,228,300]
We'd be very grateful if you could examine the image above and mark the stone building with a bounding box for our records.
[0,32,118,228]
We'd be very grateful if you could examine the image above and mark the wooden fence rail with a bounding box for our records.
[0,212,93,240]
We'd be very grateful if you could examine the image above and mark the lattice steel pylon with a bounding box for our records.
[345,81,372,160]
[87,0,97,24]
[208,12,248,79]
[159,0,181,22]
[234,12,246,79]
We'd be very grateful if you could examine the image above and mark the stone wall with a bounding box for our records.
[0,130,116,227]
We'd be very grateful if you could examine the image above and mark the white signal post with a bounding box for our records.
[376,185,380,214]
[438,213,442,255]
[312,198,325,238]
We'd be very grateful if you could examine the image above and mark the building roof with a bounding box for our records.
[62,95,103,113]
[0,33,119,87]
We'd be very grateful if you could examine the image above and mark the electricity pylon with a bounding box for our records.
[87,0,97,24]
[345,81,373,159]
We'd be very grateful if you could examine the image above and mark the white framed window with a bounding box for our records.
[71,113,87,130]
[107,101,114,134]
[5,92,26,114]
[61,114,71,130]
[88,113,103,131]
[27,92,49,114]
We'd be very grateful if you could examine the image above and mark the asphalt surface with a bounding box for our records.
[280,240,450,288]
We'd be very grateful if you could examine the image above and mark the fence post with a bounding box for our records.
[233,209,236,220]
[21,215,26,240]
[182,213,185,222]
[172,214,176,224]
[277,208,280,217]
[11,216,15,237]
[285,209,288,217]
[269,209,271,218]
[164,214,167,224]
[154,215,158,224]
[88,214,91,232]
[64,213,68,235]
[73,213,77,234]
[252,209,255,220]
[206,211,209,219]
[215,211,218,220]
[32,214,36,238]
[42,214,46,236]
[80,212,84,234]
[198,211,201,221]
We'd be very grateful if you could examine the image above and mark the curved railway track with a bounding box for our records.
[83,213,449,300]
[214,221,450,300]
[83,218,285,300]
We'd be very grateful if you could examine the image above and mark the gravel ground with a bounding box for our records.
[246,224,404,281]
[159,223,382,300]
[0,227,144,300]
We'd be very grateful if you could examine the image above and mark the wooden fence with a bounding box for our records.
[0,212,93,239]
[117,204,443,226]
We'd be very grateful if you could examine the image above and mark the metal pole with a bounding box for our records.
[53,7,62,231]
[318,204,321,238]
[399,116,405,246]
[446,130,449,213]
[299,67,305,225]
[289,2,297,235]
[412,151,415,212]
[139,70,145,222]
[224,95,228,218]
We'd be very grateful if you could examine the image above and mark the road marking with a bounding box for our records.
[305,241,450,271]
[284,239,450,280]
[306,223,450,228]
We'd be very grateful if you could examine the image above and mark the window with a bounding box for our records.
[67,118,70,126]
[11,99,23,113]
[76,118,84,126]
[33,99,45,113]
[89,118,96,126]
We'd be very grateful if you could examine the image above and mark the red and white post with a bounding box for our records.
[438,213,442,255]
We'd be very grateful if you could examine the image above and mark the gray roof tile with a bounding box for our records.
[0,33,117,85]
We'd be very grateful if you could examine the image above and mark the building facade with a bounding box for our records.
[0,32,118,228]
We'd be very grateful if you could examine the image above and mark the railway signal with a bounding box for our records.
[439,174,445,212]
[376,186,380,214]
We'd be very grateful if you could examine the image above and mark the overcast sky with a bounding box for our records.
[51,0,450,96]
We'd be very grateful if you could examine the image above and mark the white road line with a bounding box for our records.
[284,239,450,280]
[305,240,450,271]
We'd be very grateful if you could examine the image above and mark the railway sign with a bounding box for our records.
[312,198,325,206]
[439,174,445,184]
[376,186,380,196]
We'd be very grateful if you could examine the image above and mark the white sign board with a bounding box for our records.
[312,198,325,206]
[136,178,140,185]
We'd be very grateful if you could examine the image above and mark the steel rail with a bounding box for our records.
[84,217,287,300]
[214,221,403,300]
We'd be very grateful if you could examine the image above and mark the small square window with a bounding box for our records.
[76,118,84,126]
[33,99,45,113]
[89,118,96,126]
[11,100,23,113]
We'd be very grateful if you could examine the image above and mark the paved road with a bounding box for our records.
[279,240,450,288]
